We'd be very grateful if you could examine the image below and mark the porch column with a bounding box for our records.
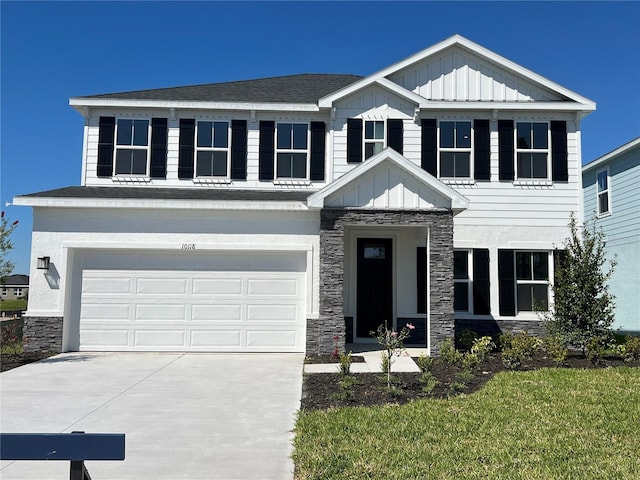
[428,215,455,355]
[307,210,346,356]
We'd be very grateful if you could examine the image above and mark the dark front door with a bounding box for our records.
[356,238,393,338]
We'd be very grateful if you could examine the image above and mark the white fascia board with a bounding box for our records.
[307,147,469,212]
[582,137,640,173]
[318,34,595,110]
[318,78,424,108]
[419,100,595,113]
[13,196,309,212]
[69,97,320,113]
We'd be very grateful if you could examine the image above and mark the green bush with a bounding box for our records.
[623,335,640,362]
[542,336,569,366]
[586,336,607,365]
[456,328,477,351]
[338,351,352,375]
[415,353,434,373]
[419,371,439,394]
[439,338,463,364]
[462,352,480,371]
[501,332,541,369]
[470,336,495,362]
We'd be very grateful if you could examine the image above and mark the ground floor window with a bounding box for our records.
[515,251,549,311]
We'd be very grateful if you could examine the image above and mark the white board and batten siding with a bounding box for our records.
[76,250,307,352]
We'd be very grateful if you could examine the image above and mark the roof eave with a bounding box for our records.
[582,137,640,172]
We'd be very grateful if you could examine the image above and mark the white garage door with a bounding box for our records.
[77,251,307,352]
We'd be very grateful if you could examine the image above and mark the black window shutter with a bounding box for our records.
[231,120,248,180]
[416,247,427,314]
[474,119,490,181]
[551,120,568,182]
[97,116,115,177]
[498,120,514,181]
[310,121,326,181]
[387,119,403,154]
[150,118,168,178]
[178,119,195,179]
[498,249,516,316]
[347,118,363,163]
[473,249,491,315]
[259,121,275,181]
[421,119,437,175]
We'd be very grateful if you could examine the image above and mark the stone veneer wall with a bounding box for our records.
[307,208,454,356]
[22,316,63,353]
[455,318,547,340]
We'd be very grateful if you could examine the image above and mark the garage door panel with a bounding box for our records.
[134,330,185,347]
[190,330,242,348]
[82,303,130,321]
[191,304,243,321]
[192,278,243,295]
[136,277,188,295]
[79,252,306,352]
[81,329,129,347]
[136,304,187,321]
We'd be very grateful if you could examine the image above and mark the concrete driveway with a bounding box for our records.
[0,352,303,480]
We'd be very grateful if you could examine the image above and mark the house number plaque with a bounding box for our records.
[181,243,196,250]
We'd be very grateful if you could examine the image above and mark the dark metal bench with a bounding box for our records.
[0,431,125,480]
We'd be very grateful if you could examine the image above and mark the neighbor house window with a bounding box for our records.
[515,251,549,311]
[454,250,471,311]
[1,288,7,296]
[516,122,549,179]
[15,288,23,297]
[276,123,308,178]
[114,119,150,175]
[364,120,385,159]
[196,121,229,177]
[440,121,472,178]
[597,168,610,216]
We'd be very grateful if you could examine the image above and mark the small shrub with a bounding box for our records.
[542,336,568,366]
[470,336,495,362]
[419,371,439,394]
[455,369,475,386]
[387,385,403,398]
[456,329,477,351]
[623,335,640,362]
[461,352,480,371]
[330,335,341,361]
[500,331,541,369]
[338,351,352,375]
[439,338,463,364]
[501,348,522,369]
[415,353,434,373]
[371,321,415,388]
[380,351,390,375]
[0,323,21,355]
[448,382,467,396]
[332,375,359,402]
[586,336,607,365]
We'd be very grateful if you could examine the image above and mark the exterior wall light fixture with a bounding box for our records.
[36,256,50,270]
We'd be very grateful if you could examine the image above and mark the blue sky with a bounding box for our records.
[1,1,639,275]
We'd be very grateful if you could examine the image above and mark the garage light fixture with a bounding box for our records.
[36,256,50,270]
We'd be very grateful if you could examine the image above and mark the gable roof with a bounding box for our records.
[582,137,640,173]
[1,274,29,287]
[307,148,469,213]
[319,34,595,112]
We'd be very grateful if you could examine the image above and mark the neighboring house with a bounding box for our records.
[582,138,640,334]
[15,35,595,355]
[0,274,29,301]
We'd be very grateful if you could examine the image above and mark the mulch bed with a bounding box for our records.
[301,353,640,410]
[1,351,58,372]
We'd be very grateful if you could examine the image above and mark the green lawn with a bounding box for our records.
[293,367,640,479]
[0,299,27,311]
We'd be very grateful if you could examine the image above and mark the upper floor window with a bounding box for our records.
[114,119,150,175]
[597,168,610,216]
[196,121,229,177]
[516,122,549,179]
[364,120,385,159]
[276,123,308,179]
[440,121,472,178]
[515,251,549,311]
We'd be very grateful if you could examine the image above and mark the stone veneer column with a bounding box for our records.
[310,208,454,356]
[22,316,64,353]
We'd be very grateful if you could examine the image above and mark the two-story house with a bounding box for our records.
[16,35,595,355]
[582,138,640,335]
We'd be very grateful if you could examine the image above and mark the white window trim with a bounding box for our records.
[438,120,474,180]
[194,120,231,179]
[515,121,551,181]
[275,122,310,180]
[363,119,386,160]
[454,249,473,313]
[514,250,551,313]
[113,118,151,177]
[596,167,611,217]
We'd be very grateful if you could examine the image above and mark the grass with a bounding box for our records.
[0,299,27,311]
[293,367,640,479]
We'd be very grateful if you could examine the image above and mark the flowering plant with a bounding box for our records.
[371,321,415,387]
